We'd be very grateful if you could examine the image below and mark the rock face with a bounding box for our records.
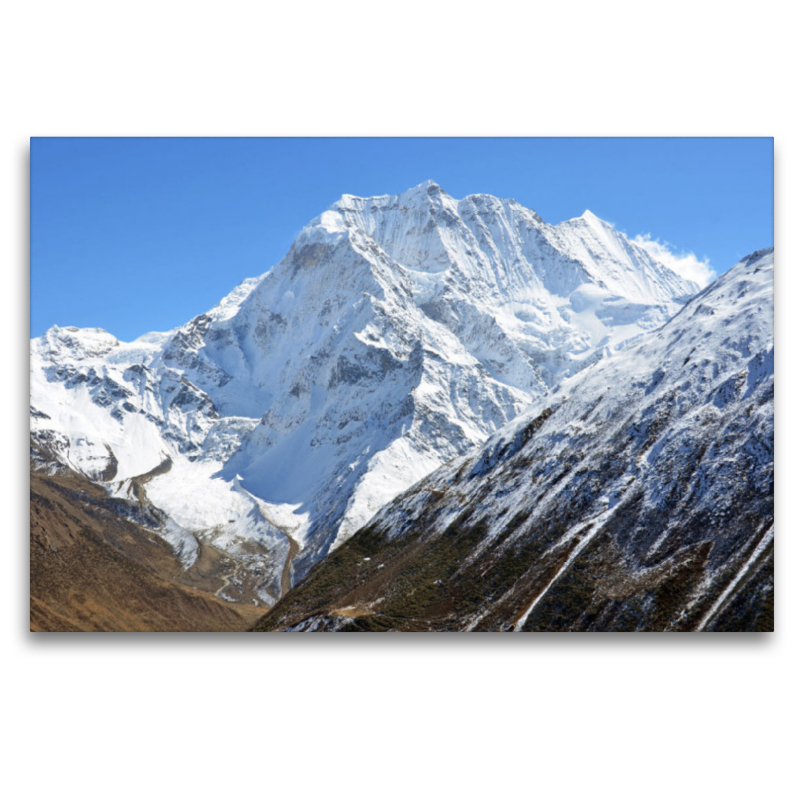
[30,181,703,602]
[253,250,774,632]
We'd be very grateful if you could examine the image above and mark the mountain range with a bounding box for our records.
[253,248,773,631]
[30,182,772,630]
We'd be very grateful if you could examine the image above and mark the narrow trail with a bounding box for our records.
[194,537,244,599]
[210,531,298,602]
[215,563,238,598]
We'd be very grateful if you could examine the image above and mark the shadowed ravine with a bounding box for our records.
[281,533,301,598]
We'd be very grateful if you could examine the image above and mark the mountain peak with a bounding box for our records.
[37,324,120,361]
[392,180,449,208]
[399,179,445,199]
[333,179,446,210]
[579,209,606,225]
[31,182,711,599]
[410,178,442,192]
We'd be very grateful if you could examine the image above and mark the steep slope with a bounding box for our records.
[31,181,703,598]
[253,249,773,632]
[30,454,262,632]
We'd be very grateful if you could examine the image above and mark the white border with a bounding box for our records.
[4,3,796,798]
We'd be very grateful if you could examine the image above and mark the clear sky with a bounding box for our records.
[31,137,773,341]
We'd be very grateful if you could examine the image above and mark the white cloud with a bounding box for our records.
[633,234,715,288]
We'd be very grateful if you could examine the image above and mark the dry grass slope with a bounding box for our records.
[30,467,262,632]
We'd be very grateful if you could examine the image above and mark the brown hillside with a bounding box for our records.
[30,467,261,632]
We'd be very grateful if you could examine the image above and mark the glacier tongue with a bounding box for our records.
[30,181,705,595]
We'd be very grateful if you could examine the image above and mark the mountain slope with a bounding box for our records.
[30,455,262,632]
[30,181,704,599]
[252,249,774,632]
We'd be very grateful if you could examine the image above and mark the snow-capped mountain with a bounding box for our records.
[30,181,704,603]
[253,249,773,632]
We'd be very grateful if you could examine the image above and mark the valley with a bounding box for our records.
[29,183,773,632]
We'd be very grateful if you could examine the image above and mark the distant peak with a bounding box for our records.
[562,209,613,230]
[401,179,445,197]
[44,324,113,338]
[741,246,774,265]
[332,180,447,211]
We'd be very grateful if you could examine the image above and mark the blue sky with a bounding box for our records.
[31,137,773,341]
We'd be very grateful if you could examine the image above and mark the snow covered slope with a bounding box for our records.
[30,181,704,601]
[254,249,773,632]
